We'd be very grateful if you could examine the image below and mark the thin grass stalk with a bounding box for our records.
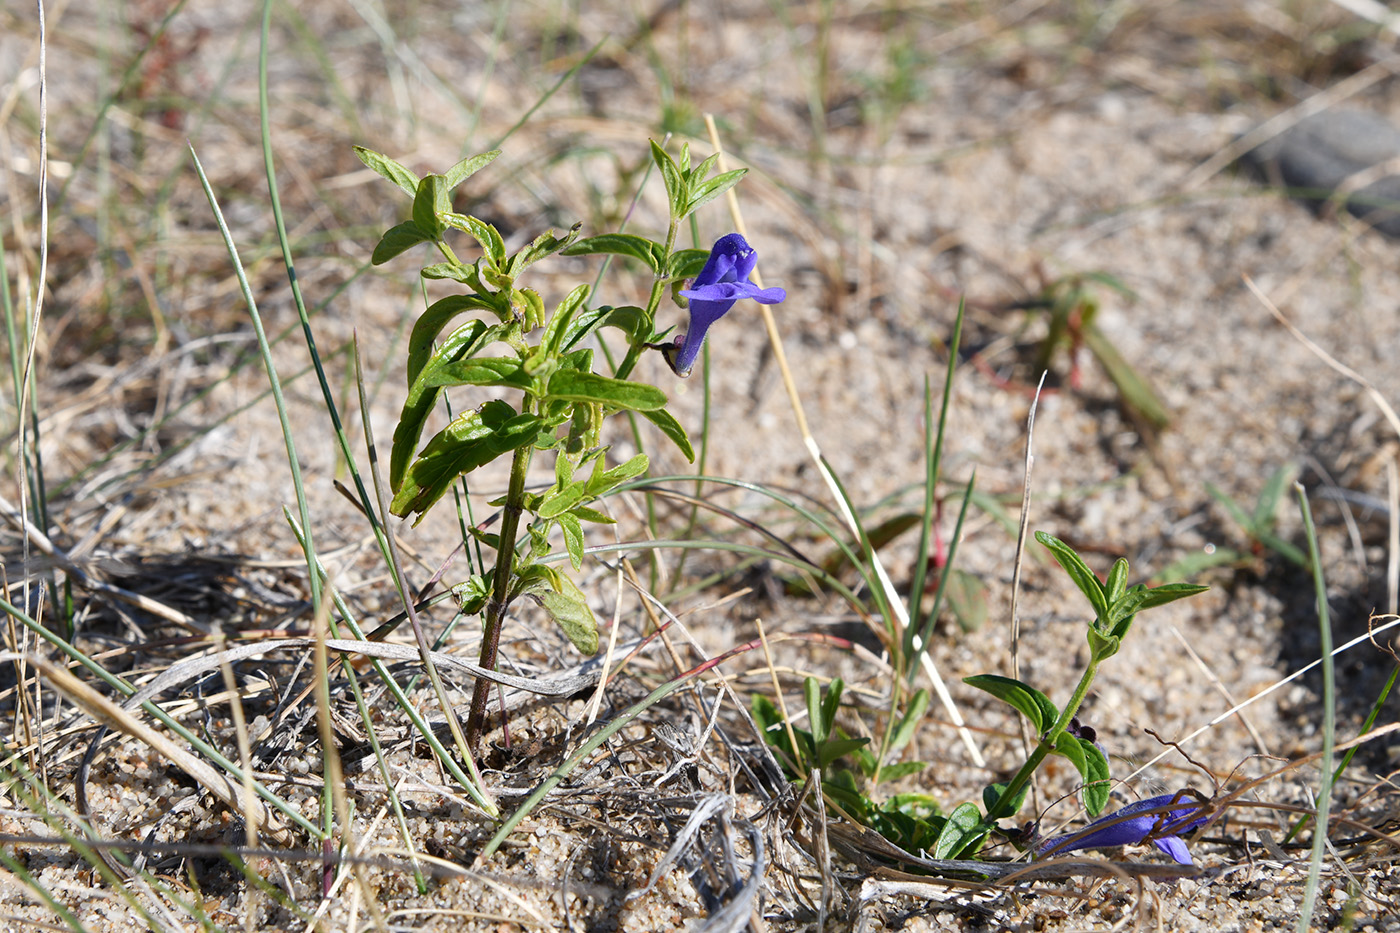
[905,475,975,685]
[905,299,964,651]
[258,0,403,591]
[703,114,983,766]
[191,138,336,843]
[214,625,263,933]
[311,590,355,901]
[1294,483,1336,933]
[15,0,52,642]
[0,239,57,635]
[282,513,497,815]
[622,475,870,582]
[352,342,493,806]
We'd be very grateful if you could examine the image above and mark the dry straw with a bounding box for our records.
[702,113,984,767]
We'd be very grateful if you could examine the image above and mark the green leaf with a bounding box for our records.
[934,802,986,860]
[850,745,877,778]
[816,736,871,769]
[1078,738,1112,816]
[1050,734,1113,816]
[1052,730,1086,775]
[1153,547,1245,582]
[538,573,598,654]
[1256,531,1309,568]
[569,505,615,524]
[667,248,711,281]
[538,284,592,358]
[425,357,533,391]
[392,318,495,491]
[1104,558,1129,607]
[587,453,649,497]
[641,408,694,462]
[441,212,507,266]
[406,295,505,387]
[510,223,583,275]
[884,792,941,821]
[1206,482,1255,532]
[391,401,543,518]
[412,174,448,239]
[1083,270,1138,299]
[982,781,1029,819]
[1081,322,1171,430]
[1254,463,1297,529]
[538,481,587,519]
[560,304,646,352]
[690,152,720,184]
[545,370,667,411]
[557,512,585,570]
[1130,581,1209,611]
[805,677,826,746]
[561,233,662,273]
[819,680,845,748]
[751,694,799,770]
[944,568,988,634]
[371,221,432,265]
[890,688,929,755]
[420,261,475,283]
[1035,531,1109,622]
[1086,627,1120,660]
[822,769,871,816]
[649,139,685,217]
[443,149,501,190]
[684,167,747,217]
[963,674,1058,734]
[353,146,419,197]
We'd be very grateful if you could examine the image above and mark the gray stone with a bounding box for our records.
[1242,109,1400,237]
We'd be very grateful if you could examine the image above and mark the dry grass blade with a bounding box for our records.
[702,114,983,768]
[629,792,731,902]
[107,635,623,719]
[3,650,292,844]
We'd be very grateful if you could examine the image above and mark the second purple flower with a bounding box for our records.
[1037,792,1212,865]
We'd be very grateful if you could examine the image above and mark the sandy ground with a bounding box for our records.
[4,0,1400,930]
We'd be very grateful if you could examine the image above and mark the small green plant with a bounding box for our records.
[754,532,1208,864]
[1156,464,1308,581]
[1026,271,1171,432]
[359,140,784,746]
[753,677,944,854]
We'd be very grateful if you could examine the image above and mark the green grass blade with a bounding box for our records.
[1293,483,1335,933]
[907,299,963,651]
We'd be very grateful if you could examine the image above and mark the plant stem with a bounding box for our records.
[983,657,1101,825]
[465,440,534,747]
[614,219,678,381]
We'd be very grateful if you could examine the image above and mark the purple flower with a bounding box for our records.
[1037,793,1211,865]
[663,233,786,377]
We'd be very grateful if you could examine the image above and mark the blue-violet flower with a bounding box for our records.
[1037,793,1211,865]
[664,233,785,377]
